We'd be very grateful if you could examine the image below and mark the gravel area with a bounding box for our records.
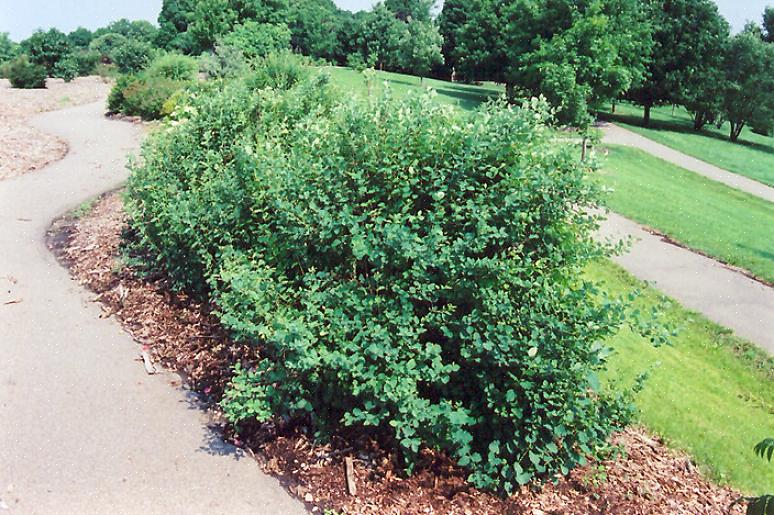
[0,76,110,180]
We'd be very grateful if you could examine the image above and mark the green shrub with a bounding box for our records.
[53,53,78,82]
[3,55,47,88]
[199,44,248,79]
[146,53,199,81]
[107,74,135,112]
[90,33,129,61]
[110,75,187,120]
[21,28,71,75]
[111,39,155,73]
[246,51,311,91]
[125,76,656,493]
[71,49,100,75]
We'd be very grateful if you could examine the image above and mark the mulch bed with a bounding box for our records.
[0,77,110,180]
[48,191,745,514]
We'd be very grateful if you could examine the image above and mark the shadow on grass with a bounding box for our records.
[599,111,774,156]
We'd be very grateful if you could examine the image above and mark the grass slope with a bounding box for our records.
[326,66,502,111]
[601,102,774,187]
[595,261,774,495]
[599,145,774,284]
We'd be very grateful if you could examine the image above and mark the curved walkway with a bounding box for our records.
[601,122,774,203]
[600,213,774,354]
[0,102,305,514]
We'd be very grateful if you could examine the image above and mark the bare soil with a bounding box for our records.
[0,76,110,180]
[49,191,745,514]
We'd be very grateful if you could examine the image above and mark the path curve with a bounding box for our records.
[601,122,774,203]
[0,102,305,514]
[600,212,774,354]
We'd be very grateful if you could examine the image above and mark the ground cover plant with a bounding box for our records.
[601,102,774,188]
[124,71,665,494]
[599,145,774,284]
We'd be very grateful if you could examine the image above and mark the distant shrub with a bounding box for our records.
[52,53,78,82]
[199,44,248,79]
[111,39,155,73]
[126,75,657,494]
[246,51,311,90]
[146,53,198,81]
[109,74,187,120]
[89,33,128,62]
[3,55,47,88]
[21,28,71,75]
[71,49,100,75]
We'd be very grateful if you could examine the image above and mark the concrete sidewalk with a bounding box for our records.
[0,102,305,515]
[600,212,774,354]
[601,122,774,203]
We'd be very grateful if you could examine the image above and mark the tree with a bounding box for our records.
[287,0,342,60]
[219,21,291,59]
[721,31,774,142]
[437,0,468,79]
[0,32,18,65]
[187,0,239,54]
[93,19,158,44]
[21,29,72,76]
[384,0,434,21]
[627,0,729,127]
[111,38,156,73]
[67,27,93,48]
[399,19,443,82]
[764,7,774,43]
[454,0,651,127]
[356,4,408,70]
[90,33,130,62]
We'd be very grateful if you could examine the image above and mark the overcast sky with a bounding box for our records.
[0,0,769,42]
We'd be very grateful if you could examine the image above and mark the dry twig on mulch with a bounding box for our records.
[0,77,110,180]
[49,191,745,514]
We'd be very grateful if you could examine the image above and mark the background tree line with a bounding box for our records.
[2,0,773,141]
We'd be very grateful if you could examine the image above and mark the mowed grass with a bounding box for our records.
[326,66,502,111]
[599,145,774,283]
[593,261,774,495]
[601,102,774,187]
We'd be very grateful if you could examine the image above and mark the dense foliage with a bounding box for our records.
[721,31,774,142]
[125,72,648,493]
[2,54,47,88]
[108,53,197,119]
[20,28,71,76]
[448,0,652,127]
[626,0,730,127]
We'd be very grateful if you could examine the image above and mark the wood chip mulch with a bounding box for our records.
[48,191,745,514]
[0,77,110,180]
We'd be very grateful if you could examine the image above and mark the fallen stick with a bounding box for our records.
[140,350,156,375]
[345,456,357,496]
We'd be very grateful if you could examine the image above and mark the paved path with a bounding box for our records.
[0,102,305,514]
[599,212,774,354]
[601,122,774,203]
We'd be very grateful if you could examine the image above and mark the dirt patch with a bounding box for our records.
[0,76,111,180]
[49,190,746,514]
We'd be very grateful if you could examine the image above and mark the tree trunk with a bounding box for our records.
[505,82,516,103]
[672,104,676,116]
[611,101,616,114]
[643,104,651,127]
[729,121,744,142]
[581,136,588,161]
[693,112,706,131]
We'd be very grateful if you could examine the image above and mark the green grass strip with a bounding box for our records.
[600,145,774,284]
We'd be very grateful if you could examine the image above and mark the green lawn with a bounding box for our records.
[326,66,502,111]
[601,102,774,187]
[595,261,774,495]
[599,145,774,284]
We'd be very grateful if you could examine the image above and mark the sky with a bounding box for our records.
[0,0,769,43]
